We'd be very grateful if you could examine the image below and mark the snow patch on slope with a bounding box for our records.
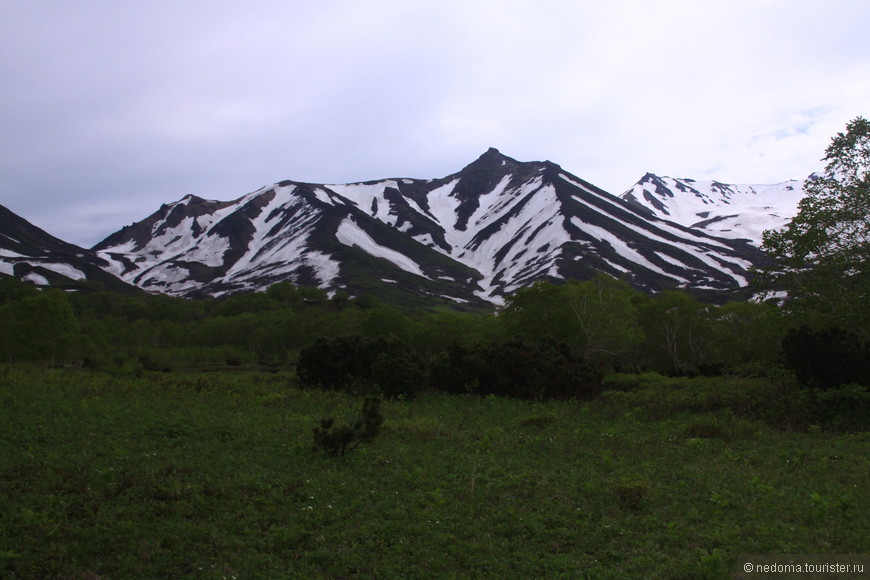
[336,217,425,278]
[22,272,49,286]
[35,262,87,281]
[328,181,400,225]
[622,176,805,244]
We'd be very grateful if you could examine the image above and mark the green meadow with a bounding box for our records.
[2,366,866,579]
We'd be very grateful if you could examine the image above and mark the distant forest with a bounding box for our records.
[0,272,857,384]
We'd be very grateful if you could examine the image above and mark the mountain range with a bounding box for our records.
[2,149,806,307]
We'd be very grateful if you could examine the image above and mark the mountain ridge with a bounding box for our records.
[1,149,803,306]
[90,149,769,306]
[0,204,138,293]
[620,172,806,244]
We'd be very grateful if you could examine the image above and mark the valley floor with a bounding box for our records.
[1,367,866,579]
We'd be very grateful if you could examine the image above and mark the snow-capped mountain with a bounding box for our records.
[93,149,767,306]
[620,173,807,245]
[0,204,137,293]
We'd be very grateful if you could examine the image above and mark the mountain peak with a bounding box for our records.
[464,147,517,169]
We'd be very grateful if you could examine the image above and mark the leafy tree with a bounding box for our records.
[563,274,643,368]
[758,116,870,338]
[708,301,783,372]
[500,277,643,370]
[639,291,715,375]
[265,281,303,304]
[0,276,38,304]
[361,306,413,342]
[500,281,576,346]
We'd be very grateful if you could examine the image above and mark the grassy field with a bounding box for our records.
[1,366,867,579]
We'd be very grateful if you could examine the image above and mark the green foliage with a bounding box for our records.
[0,276,38,304]
[563,275,644,367]
[680,411,761,441]
[312,396,384,456]
[370,349,427,400]
[758,116,870,338]
[265,280,303,303]
[638,291,717,375]
[501,275,643,369]
[812,383,870,431]
[0,273,799,381]
[0,289,78,365]
[0,368,867,579]
[517,413,558,428]
[297,335,425,398]
[361,306,413,341]
[613,477,650,510]
[431,336,601,400]
[599,372,810,429]
[708,301,782,371]
[501,281,576,344]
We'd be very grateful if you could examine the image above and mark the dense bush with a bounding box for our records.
[811,383,870,431]
[781,325,869,390]
[297,335,425,398]
[430,337,601,400]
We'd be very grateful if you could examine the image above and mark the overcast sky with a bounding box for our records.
[2,0,868,247]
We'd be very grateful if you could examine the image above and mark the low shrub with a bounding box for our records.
[613,477,650,510]
[517,414,558,428]
[387,417,452,441]
[312,396,384,456]
[681,411,760,441]
[598,372,813,429]
[811,383,870,431]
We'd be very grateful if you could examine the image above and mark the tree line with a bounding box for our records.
[0,273,804,376]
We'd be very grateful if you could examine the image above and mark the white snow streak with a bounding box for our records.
[0,248,27,258]
[336,218,425,278]
[572,217,687,283]
[34,262,87,281]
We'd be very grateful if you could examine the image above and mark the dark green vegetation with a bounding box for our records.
[758,115,869,339]
[0,271,867,578]
[1,118,867,577]
[1,367,867,579]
